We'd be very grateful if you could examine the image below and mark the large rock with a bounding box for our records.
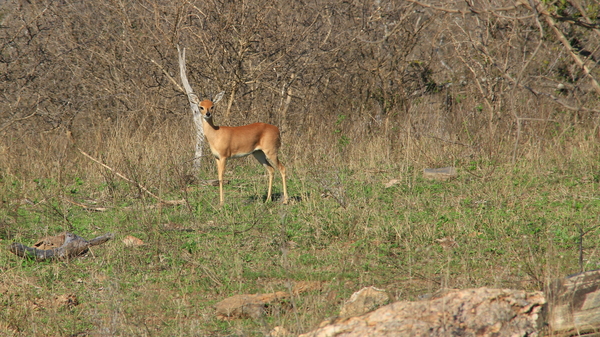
[339,286,389,318]
[300,287,545,337]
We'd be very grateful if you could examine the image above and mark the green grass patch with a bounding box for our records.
[1,152,600,335]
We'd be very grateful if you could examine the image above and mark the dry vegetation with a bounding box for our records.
[1,0,600,336]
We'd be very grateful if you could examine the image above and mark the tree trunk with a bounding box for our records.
[177,45,204,169]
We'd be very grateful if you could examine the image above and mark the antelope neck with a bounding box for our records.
[202,118,220,132]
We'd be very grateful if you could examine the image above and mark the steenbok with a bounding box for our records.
[198,92,288,205]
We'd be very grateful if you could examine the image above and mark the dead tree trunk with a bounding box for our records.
[8,232,114,261]
[177,45,205,169]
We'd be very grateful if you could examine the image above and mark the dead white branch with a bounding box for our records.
[177,45,205,169]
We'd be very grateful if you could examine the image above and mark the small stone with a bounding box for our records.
[423,167,457,181]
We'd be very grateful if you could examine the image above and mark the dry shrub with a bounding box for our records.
[0,0,599,184]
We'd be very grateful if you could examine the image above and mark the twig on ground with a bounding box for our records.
[77,148,185,206]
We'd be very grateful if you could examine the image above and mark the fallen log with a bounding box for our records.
[8,232,114,261]
[547,269,600,336]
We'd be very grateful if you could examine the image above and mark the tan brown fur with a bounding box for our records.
[199,94,288,205]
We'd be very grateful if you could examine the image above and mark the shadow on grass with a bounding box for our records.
[244,193,304,204]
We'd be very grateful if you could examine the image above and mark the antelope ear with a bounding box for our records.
[213,91,225,104]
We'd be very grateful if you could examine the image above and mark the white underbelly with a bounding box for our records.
[211,148,261,159]
[230,150,255,158]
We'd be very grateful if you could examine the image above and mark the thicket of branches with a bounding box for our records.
[1,0,599,166]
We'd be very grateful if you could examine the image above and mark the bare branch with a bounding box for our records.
[0,110,37,134]
[526,0,600,95]
[77,148,185,205]
[406,0,524,15]
[149,59,185,94]
[567,0,600,37]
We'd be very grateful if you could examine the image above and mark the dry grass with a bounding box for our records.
[1,0,600,335]
[1,106,599,335]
